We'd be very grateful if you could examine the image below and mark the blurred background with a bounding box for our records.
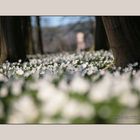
[31,16,95,54]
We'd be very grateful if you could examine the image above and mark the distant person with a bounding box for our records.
[76,32,86,52]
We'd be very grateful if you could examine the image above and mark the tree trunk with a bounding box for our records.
[0,18,7,64]
[0,16,27,63]
[102,16,140,68]
[36,16,44,54]
[95,16,109,51]
[21,16,35,55]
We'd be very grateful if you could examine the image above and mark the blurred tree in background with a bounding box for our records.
[41,16,95,53]
[21,16,35,55]
[36,16,44,54]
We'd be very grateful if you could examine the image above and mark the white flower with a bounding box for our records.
[87,69,94,75]
[82,63,88,69]
[133,75,140,91]
[61,100,82,119]
[0,86,8,97]
[62,99,95,119]
[0,73,8,81]
[16,69,24,75]
[78,103,95,119]
[9,95,38,123]
[31,68,36,74]
[24,72,30,77]
[11,80,23,96]
[119,92,139,108]
[27,82,38,91]
[111,76,131,97]
[89,73,112,102]
[37,80,58,101]
[30,59,37,64]
[42,92,68,116]
[2,64,7,69]
[70,75,90,94]
[58,80,69,92]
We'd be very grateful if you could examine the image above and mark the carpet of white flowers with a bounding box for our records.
[0,50,140,124]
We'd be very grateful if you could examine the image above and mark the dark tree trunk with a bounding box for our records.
[102,16,140,68]
[95,16,109,51]
[36,16,44,54]
[21,16,35,55]
[0,18,7,64]
[0,16,27,63]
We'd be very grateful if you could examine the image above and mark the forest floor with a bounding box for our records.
[0,50,140,124]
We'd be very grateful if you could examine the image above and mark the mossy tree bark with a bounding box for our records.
[0,16,27,63]
[95,16,109,51]
[102,16,140,68]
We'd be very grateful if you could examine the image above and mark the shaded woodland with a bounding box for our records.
[0,16,140,68]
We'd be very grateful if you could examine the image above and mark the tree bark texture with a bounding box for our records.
[0,16,27,63]
[102,16,140,68]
